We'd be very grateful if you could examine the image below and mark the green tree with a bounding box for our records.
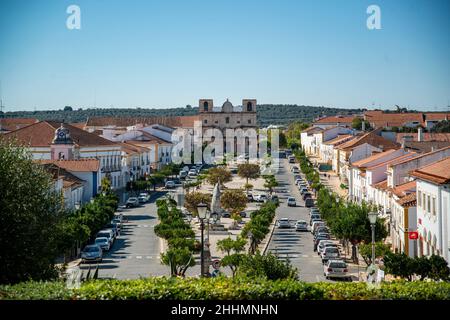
[220,189,248,220]
[161,247,195,277]
[263,175,278,195]
[352,118,371,131]
[206,166,232,186]
[384,252,415,281]
[237,163,260,188]
[216,237,247,277]
[184,191,212,216]
[428,254,450,281]
[0,140,66,284]
[237,252,298,280]
[359,242,391,266]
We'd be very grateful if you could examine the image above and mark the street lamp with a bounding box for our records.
[368,211,379,276]
[197,203,207,277]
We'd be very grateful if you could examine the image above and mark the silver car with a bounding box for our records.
[277,218,291,229]
[321,246,341,263]
[323,259,350,281]
[294,220,308,232]
[81,244,103,263]
[95,237,111,251]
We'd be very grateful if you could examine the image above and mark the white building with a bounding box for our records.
[411,157,450,264]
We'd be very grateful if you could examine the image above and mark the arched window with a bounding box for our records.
[203,101,209,111]
[247,101,252,111]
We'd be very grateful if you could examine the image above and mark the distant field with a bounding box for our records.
[1,104,362,126]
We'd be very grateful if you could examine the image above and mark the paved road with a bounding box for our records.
[268,158,358,282]
[80,192,169,279]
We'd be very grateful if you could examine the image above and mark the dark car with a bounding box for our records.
[305,198,315,207]
[222,212,231,218]
[247,193,254,202]
[302,192,312,200]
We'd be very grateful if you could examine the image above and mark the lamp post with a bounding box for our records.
[197,203,207,277]
[368,211,379,282]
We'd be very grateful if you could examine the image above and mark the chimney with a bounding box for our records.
[362,120,366,131]
[401,137,406,149]
[418,127,423,142]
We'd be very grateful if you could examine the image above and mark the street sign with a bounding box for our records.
[409,231,419,240]
[211,259,221,270]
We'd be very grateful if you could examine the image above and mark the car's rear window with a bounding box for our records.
[330,262,346,268]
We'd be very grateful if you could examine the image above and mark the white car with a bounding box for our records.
[324,260,350,281]
[165,181,176,189]
[277,218,291,228]
[94,237,111,251]
[321,246,341,263]
[254,194,268,202]
[126,197,139,208]
[317,240,337,255]
[287,197,296,207]
[294,220,308,232]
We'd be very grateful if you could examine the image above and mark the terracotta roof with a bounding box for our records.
[351,149,398,168]
[373,179,388,190]
[314,115,356,124]
[396,133,450,143]
[39,159,100,172]
[337,131,400,151]
[69,122,86,129]
[364,111,425,127]
[85,116,200,128]
[323,135,353,145]
[403,141,450,154]
[425,113,450,121]
[366,153,416,170]
[119,142,149,155]
[409,157,450,185]
[3,121,118,147]
[138,131,172,144]
[42,163,85,189]
[392,181,416,197]
[390,146,450,167]
[397,193,417,207]
[0,118,39,131]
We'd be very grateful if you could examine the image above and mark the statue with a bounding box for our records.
[211,182,221,217]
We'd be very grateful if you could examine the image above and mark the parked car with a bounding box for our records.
[126,197,139,208]
[179,170,188,179]
[317,240,335,255]
[188,171,198,177]
[311,221,326,233]
[288,156,295,163]
[239,211,247,218]
[302,192,312,201]
[287,197,296,207]
[222,212,231,218]
[310,213,321,223]
[96,229,115,245]
[247,193,254,202]
[254,194,268,202]
[314,234,331,251]
[291,167,300,174]
[295,178,303,185]
[321,246,341,263]
[105,223,120,237]
[305,198,315,207]
[310,208,320,215]
[81,245,103,263]
[295,220,308,232]
[314,226,330,237]
[277,218,291,228]
[324,259,349,280]
[269,194,279,204]
[95,237,111,251]
[300,187,309,194]
[165,180,176,189]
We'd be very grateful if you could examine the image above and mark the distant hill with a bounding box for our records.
[0,104,363,126]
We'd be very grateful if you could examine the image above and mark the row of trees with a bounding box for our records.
[155,198,198,277]
[294,149,387,263]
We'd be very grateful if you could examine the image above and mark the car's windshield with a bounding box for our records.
[326,248,339,254]
[95,238,108,243]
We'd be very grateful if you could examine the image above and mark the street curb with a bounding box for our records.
[261,219,277,255]
[159,238,167,262]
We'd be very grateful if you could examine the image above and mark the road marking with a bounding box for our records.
[302,254,309,258]
[146,256,152,259]
[136,256,142,259]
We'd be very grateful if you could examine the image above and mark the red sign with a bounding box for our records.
[409,231,419,240]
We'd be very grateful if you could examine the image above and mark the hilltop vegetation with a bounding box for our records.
[1,104,362,126]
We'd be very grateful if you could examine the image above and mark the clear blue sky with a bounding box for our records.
[0,0,449,111]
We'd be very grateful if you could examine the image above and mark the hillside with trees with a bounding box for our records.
[0,104,362,126]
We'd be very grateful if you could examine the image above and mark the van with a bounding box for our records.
[311,221,326,234]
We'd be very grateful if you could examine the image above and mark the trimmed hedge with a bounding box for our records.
[1,277,450,300]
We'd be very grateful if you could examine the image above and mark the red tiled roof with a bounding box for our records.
[392,181,416,197]
[314,115,356,124]
[390,146,450,167]
[323,135,353,145]
[3,121,118,147]
[396,133,450,143]
[425,113,450,121]
[0,118,39,131]
[351,149,398,168]
[409,157,450,185]
[39,159,100,172]
[373,179,388,190]
[397,193,417,207]
[337,131,400,151]
[364,111,425,127]
[42,163,85,189]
